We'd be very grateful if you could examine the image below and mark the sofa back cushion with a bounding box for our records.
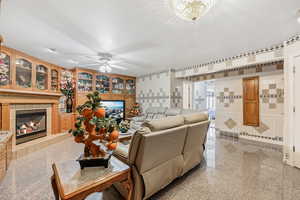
[165,108,182,116]
[183,121,210,154]
[143,116,184,132]
[183,112,209,124]
[182,120,210,174]
[135,125,187,173]
[128,127,151,164]
[145,107,167,114]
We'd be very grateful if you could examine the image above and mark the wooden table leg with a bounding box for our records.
[51,174,60,200]
[126,170,133,200]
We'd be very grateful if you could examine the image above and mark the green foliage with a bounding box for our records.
[76,91,102,114]
[69,91,119,137]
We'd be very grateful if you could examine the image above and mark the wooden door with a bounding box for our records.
[243,77,259,126]
[293,54,300,168]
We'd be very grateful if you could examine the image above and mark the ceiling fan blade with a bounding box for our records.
[80,63,100,67]
[110,65,127,70]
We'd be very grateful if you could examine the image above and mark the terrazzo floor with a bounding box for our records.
[1,128,300,200]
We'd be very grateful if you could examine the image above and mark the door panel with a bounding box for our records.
[293,55,300,168]
[243,77,259,126]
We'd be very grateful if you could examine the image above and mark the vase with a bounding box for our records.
[66,96,73,113]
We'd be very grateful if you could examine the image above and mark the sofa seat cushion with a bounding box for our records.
[143,116,184,132]
[183,112,209,124]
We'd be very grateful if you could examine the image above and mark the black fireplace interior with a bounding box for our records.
[16,109,47,144]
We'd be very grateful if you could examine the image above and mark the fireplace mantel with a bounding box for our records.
[0,89,62,105]
[0,88,62,97]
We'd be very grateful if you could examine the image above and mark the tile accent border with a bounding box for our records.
[183,61,283,82]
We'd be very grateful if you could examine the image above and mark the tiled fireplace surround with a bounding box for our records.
[10,104,52,147]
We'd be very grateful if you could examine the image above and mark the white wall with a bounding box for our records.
[136,70,171,112]
[215,72,284,145]
[136,69,185,111]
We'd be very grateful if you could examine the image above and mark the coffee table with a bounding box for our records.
[51,156,132,200]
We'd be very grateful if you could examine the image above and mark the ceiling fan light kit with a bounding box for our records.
[99,64,112,73]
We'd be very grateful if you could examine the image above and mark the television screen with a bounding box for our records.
[100,100,125,123]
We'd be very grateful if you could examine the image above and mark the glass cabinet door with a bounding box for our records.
[77,72,93,92]
[112,77,124,94]
[16,58,32,88]
[0,52,10,86]
[36,65,48,90]
[125,79,136,94]
[51,69,59,91]
[96,75,110,94]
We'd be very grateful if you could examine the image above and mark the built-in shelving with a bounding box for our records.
[51,69,59,91]
[96,75,110,94]
[125,79,135,95]
[77,72,93,92]
[112,77,124,94]
[16,58,32,88]
[36,65,48,90]
[0,52,10,86]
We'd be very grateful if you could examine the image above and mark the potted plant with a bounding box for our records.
[69,91,120,169]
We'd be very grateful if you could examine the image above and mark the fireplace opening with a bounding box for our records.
[16,109,47,145]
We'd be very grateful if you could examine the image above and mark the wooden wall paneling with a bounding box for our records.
[59,113,74,133]
[1,104,10,131]
[243,76,259,126]
[52,103,59,134]
[0,104,2,130]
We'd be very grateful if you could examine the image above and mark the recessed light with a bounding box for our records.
[46,48,57,54]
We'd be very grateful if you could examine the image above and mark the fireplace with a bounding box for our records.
[15,109,47,144]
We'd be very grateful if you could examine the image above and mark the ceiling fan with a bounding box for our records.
[65,52,130,73]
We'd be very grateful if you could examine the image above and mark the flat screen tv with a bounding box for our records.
[100,100,125,123]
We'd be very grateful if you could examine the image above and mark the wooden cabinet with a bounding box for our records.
[0,51,11,88]
[51,69,59,91]
[77,72,93,92]
[59,113,75,133]
[36,64,48,90]
[112,77,124,94]
[0,46,136,118]
[15,57,33,89]
[96,74,110,94]
[0,46,64,94]
[73,68,136,117]
[125,79,136,95]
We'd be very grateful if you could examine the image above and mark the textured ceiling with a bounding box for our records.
[0,0,300,76]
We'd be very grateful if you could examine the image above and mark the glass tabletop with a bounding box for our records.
[54,156,129,196]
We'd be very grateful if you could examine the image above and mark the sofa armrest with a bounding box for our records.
[131,115,146,122]
[113,143,130,164]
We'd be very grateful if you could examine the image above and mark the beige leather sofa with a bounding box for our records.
[114,112,210,200]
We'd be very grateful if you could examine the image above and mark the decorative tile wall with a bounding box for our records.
[215,72,284,145]
[136,70,172,111]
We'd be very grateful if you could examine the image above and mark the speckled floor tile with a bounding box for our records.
[1,128,300,200]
